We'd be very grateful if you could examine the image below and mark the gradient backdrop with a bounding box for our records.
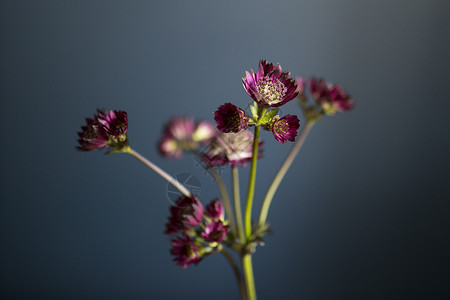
[1,1,449,299]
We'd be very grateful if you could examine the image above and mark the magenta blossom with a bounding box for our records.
[165,196,204,235]
[214,103,249,133]
[201,220,228,243]
[271,115,300,143]
[204,199,225,220]
[158,117,216,158]
[170,235,201,268]
[242,60,298,108]
[77,109,128,151]
[203,130,263,167]
[309,77,354,115]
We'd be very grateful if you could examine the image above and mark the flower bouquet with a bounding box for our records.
[77,60,353,299]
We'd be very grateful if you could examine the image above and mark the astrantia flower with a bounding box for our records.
[204,199,225,220]
[328,84,354,114]
[309,77,332,102]
[77,117,109,151]
[97,110,128,141]
[309,77,354,115]
[271,115,300,143]
[203,130,263,167]
[243,60,298,108]
[77,109,128,152]
[165,196,204,235]
[214,103,249,133]
[158,117,216,158]
[201,220,228,243]
[170,235,201,268]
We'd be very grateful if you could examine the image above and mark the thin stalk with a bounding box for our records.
[209,167,237,239]
[220,247,247,300]
[126,147,191,197]
[232,166,245,243]
[258,121,314,226]
[245,126,261,238]
[242,254,256,300]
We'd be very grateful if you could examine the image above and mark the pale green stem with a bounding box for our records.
[258,121,314,226]
[232,166,245,243]
[220,246,247,300]
[209,168,237,239]
[245,126,261,238]
[242,254,256,300]
[126,147,191,197]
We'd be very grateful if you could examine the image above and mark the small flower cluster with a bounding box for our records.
[214,60,301,144]
[158,117,216,158]
[76,59,355,279]
[77,109,129,152]
[296,77,354,121]
[166,197,228,268]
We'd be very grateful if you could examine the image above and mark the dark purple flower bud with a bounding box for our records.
[158,117,216,159]
[204,199,225,220]
[242,60,298,108]
[214,103,249,133]
[97,110,128,140]
[203,130,263,167]
[201,220,228,243]
[77,109,128,152]
[272,115,300,143]
[77,117,109,151]
[165,196,204,235]
[170,235,201,268]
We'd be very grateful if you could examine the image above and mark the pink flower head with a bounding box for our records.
[242,60,298,108]
[309,77,354,115]
[204,199,225,220]
[170,235,201,268]
[272,115,300,143]
[158,117,216,158]
[165,196,204,235]
[203,130,263,167]
[77,109,128,151]
[214,103,249,133]
[201,220,228,243]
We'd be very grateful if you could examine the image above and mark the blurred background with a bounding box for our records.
[1,0,449,299]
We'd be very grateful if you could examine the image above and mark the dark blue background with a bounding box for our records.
[1,1,449,299]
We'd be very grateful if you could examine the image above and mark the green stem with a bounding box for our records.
[220,247,247,300]
[245,126,261,238]
[232,166,245,243]
[209,168,237,239]
[258,121,314,226]
[242,254,256,300]
[126,147,191,197]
